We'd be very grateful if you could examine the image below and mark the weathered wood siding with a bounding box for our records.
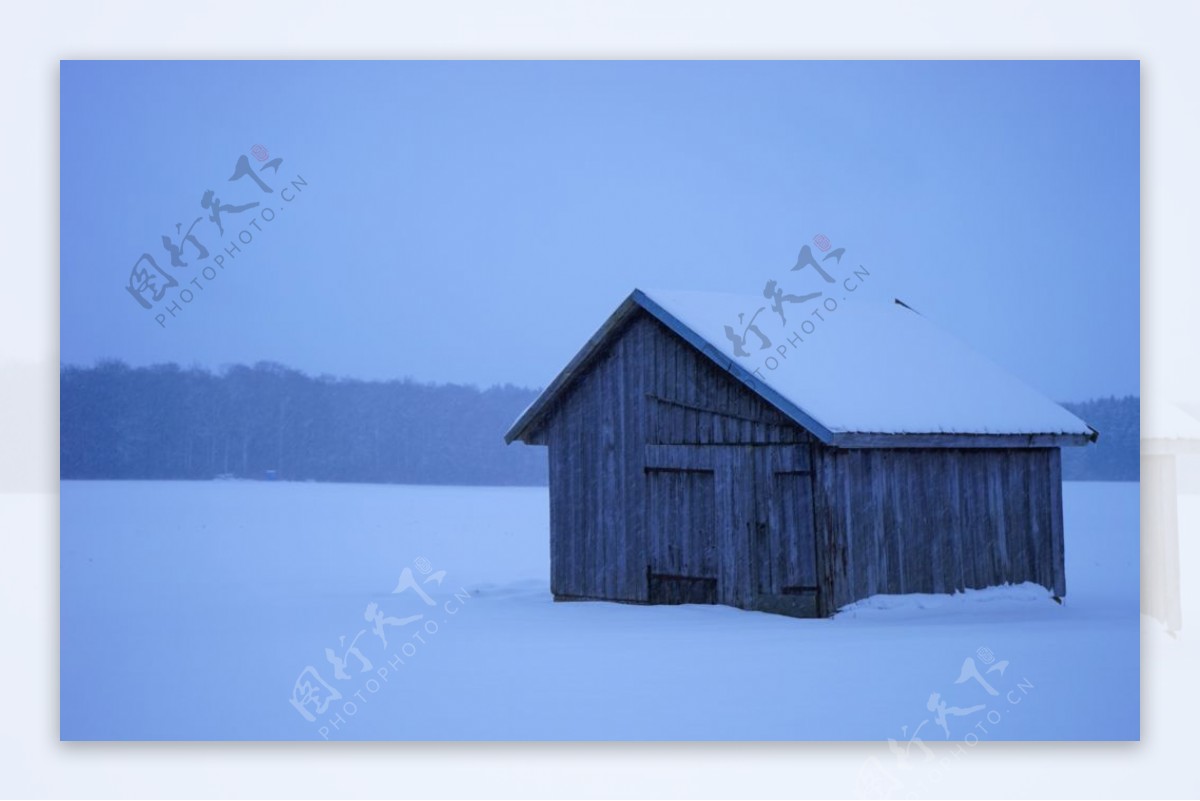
[540,314,650,602]
[534,308,1067,617]
[538,311,818,608]
[642,444,817,613]
[812,446,1066,610]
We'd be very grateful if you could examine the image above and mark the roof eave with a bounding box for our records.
[826,429,1098,449]
[503,292,645,444]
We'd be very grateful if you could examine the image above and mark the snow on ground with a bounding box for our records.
[60,480,1138,741]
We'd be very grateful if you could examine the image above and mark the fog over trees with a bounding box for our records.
[60,361,1137,485]
[60,361,547,485]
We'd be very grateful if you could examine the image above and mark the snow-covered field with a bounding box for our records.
[60,480,1138,741]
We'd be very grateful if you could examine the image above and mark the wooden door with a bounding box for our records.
[749,448,820,617]
[645,467,719,604]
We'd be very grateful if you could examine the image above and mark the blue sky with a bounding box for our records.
[61,60,1139,400]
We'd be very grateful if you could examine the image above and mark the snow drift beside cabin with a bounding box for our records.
[643,289,1094,438]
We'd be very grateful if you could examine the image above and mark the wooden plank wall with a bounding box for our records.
[646,468,718,581]
[543,313,650,602]
[542,312,817,605]
[643,445,817,612]
[812,446,1065,610]
[644,315,810,447]
[539,309,1067,616]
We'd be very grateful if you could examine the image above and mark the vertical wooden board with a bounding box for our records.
[646,468,718,584]
[972,451,990,588]
[891,453,907,594]
[749,449,764,594]
[771,457,787,596]
[819,449,841,606]
[861,451,884,595]
[1007,450,1033,584]
[623,321,645,601]
[733,447,756,608]
[568,409,582,595]
[819,448,848,609]
[1009,451,1028,586]
[939,454,959,594]
[1047,447,1066,598]
[563,396,579,595]
[651,471,668,573]
[777,469,818,590]
[678,471,691,575]
[575,390,590,597]
[661,341,676,443]
[734,447,757,608]
[649,323,664,443]
[946,454,966,592]
[953,450,973,589]
[907,454,928,594]
[609,339,625,600]
[771,462,789,593]
[668,471,680,574]
[682,471,697,574]
[752,449,769,595]
[875,450,896,594]
[831,448,848,610]
[924,453,943,594]
[708,369,725,441]
[967,451,990,588]
[877,451,892,595]
[935,454,957,595]
[547,435,562,596]
[788,462,813,589]
[700,470,718,577]
[852,452,874,597]
[889,452,906,595]
[558,406,576,596]
[692,337,710,411]
[1021,451,1039,585]
[1026,450,1048,590]
[837,453,861,603]
[1038,450,1054,590]
[555,410,570,596]
[714,449,736,607]
[650,470,671,574]
[1038,449,1054,590]
[924,455,945,595]
[582,417,596,595]
[868,451,890,595]
[586,371,603,597]
[983,452,1002,582]
[604,341,617,600]
[596,357,610,599]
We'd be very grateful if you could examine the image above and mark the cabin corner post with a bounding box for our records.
[1048,447,1067,599]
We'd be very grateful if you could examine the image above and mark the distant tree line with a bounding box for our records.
[59,361,1139,485]
[60,361,548,485]
[1061,395,1139,481]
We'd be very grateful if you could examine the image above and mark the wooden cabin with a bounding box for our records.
[505,289,1096,617]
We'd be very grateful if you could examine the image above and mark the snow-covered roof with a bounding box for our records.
[506,288,1097,447]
